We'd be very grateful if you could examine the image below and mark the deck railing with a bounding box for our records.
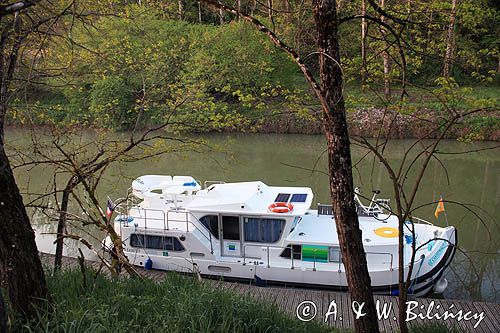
[241,244,394,272]
[411,217,434,225]
[242,244,295,269]
[365,251,394,271]
[118,207,214,254]
[203,180,225,189]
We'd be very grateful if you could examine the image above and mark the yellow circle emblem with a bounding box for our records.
[374,227,399,238]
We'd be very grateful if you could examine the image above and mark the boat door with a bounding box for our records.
[220,215,242,257]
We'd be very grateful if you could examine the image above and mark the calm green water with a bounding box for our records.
[6,129,500,302]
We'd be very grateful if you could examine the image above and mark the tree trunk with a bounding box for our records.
[219,8,224,24]
[0,289,6,333]
[198,1,202,23]
[54,180,75,270]
[178,0,184,20]
[0,143,49,321]
[195,1,378,330]
[268,0,273,21]
[406,0,413,43]
[380,0,391,100]
[0,13,49,322]
[443,0,457,80]
[312,1,379,332]
[237,0,241,21]
[361,0,367,86]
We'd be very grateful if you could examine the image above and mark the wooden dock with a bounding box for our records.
[39,253,499,332]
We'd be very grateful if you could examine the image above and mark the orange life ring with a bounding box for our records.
[268,202,294,213]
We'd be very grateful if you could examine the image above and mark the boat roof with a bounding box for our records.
[184,181,314,216]
[287,213,401,246]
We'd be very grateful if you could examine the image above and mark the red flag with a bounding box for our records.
[106,197,115,218]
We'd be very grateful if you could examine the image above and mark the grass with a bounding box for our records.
[14,269,469,332]
[17,269,335,333]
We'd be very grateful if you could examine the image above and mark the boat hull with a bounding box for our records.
[118,226,456,297]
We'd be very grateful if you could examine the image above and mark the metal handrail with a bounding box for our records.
[120,202,216,254]
[239,244,393,272]
[242,244,296,269]
[113,198,128,215]
[203,180,225,189]
[185,211,214,254]
[411,217,434,226]
[167,209,214,254]
[365,251,394,271]
[130,219,215,255]
[118,189,213,255]
[126,207,168,230]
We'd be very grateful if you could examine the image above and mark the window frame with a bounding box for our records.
[130,234,185,252]
[280,245,302,260]
[199,215,220,239]
[328,246,342,263]
[290,193,308,203]
[274,193,291,203]
[243,217,286,244]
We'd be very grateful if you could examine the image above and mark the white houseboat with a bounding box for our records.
[106,175,457,296]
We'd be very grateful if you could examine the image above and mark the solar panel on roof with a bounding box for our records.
[291,193,307,203]
[275,193,291,202]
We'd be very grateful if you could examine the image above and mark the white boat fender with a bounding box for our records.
[433,277,448,294]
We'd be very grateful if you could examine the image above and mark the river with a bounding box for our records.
[6,129,499,303]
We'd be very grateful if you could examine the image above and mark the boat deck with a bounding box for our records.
[39,252,499,332]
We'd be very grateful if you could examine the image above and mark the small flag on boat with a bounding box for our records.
[106,197,115,218]
[434,196,445,219]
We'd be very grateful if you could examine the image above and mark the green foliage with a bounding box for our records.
[34,5,307,131]
[19,269,334,333]
[89,76,134,129]
[6,0,499,136]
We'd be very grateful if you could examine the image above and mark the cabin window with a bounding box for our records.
[291,194,308,203]
[329,246,342,262]
[280,245,302,259]
[274,193,291,202]
[130,234,185,251]
[243,218,285,243]
[199,215,219,239]
[222,216,240,240]
[289,216,302,233]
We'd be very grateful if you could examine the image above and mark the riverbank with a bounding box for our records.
[7,85,499,140]
[7,107,500,141]
[257,107,500,141]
